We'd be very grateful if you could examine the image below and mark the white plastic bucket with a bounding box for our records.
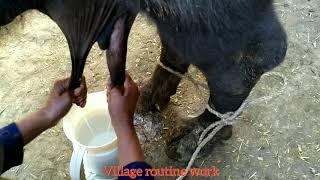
[63,91,118,180]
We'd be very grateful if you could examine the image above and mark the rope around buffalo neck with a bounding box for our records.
[157,62,287,180]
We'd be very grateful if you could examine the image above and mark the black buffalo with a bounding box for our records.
[0,0,287,161]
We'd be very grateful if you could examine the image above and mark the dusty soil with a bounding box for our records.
[0,0,319,179]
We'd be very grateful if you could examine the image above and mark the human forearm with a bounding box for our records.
[16,109,54,145]
[16,77,87,145]
[107,73,144,166]
[114,122,144,166]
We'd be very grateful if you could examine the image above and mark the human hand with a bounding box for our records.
[106,73,145,165]
[72,77,87,108]
[107,73,139,131]
[42,77,87,126]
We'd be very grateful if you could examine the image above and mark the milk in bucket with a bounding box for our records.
[63,91,118,180]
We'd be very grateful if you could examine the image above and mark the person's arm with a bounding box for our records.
[107,73,154,180]
[0,77,87,174]
[17,77,87,145]
[107,74,144,165]
[113,121,144,165]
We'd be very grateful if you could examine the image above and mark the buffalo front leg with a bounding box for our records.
[166,59,264,161]
[137,44,190,112]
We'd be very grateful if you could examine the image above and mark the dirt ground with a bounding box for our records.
[0,0,319,179]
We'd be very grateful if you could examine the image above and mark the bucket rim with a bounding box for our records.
[73,136,117,151]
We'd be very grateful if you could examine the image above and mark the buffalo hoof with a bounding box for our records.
[165,119,232,162]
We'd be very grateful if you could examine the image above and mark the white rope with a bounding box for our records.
[156,62,287,180]
[158,61,185,78]
[158,61,207,89]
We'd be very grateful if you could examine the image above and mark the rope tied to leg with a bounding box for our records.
[157,62,287,180]
[158,61,208,89]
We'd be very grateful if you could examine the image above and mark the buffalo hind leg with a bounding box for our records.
[137,44,190,112]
